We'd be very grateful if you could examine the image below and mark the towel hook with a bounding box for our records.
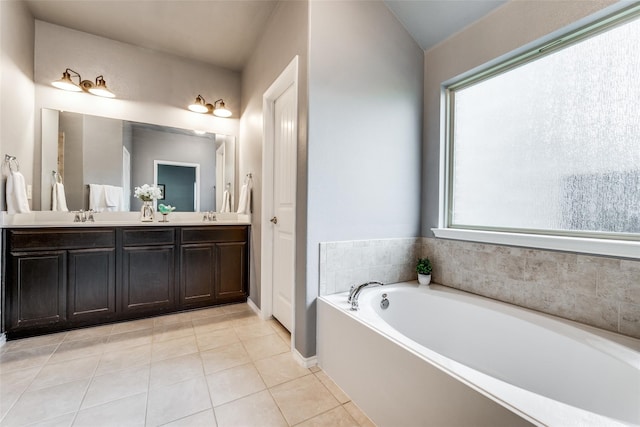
[52,170,63,184]
[4,154,19,173]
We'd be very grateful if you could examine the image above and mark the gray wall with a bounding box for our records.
[421,0,618,235]
[304,0,423,357]
[239,1,309,321]
[0,1,35,210]
[130,125,216,211]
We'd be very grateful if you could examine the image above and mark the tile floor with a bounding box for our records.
[0,303,375,427]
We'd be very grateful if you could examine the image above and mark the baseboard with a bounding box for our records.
[293,348,317,368]
[247,297,261,317]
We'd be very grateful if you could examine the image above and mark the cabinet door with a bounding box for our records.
[68,248,116,322]
[122,246,175,313]
[180,244,216,307]
[215,242,247,302]
[8,251,66,331]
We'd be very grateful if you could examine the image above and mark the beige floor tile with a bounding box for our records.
[82,364,150,409]
[0,333,66,353]
[74,392,147,427]
[153,312,193,327]
[200,342,250,375]
[105,329,154,352]
[242,334,289,361]
[110,318,155,335]
[146,377,211,426]
[49,337,106,364]
[231,314,263,328]
[189,306,227,321]
[95,343,152,376]
[1,390,21,421]
[343,402,376,427]
[2,378,89,426]
[192,316,235,336]
[151,335,198,362]
[234,322,276,340]
[314,370,350,404]
[195,327,240,352]
[149,352,204,389]
[0,344,58,373]
[152,321,194,343]
[254,353,310,387]
[0,365,41,393]
[160,409,217,427]
[63,324,114,342]
[28,355,100,391]
[28,411,76,427]
[206,363,266,407]
[309,366,321,373]
[214,390,287,427]
[295,405,359,427]
[270,374,340,425]
[221,303,252,314]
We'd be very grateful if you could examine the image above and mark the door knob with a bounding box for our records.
[270,216,278,224]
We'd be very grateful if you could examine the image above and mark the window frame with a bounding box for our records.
[434,3,640,260]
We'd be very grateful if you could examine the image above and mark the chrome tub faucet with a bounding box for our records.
[348,281,384,311]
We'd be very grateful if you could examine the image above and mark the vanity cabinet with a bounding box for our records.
[5,229,116,334]
[179,226,248,308]
[2,225,249,339]
[121,228,177,315]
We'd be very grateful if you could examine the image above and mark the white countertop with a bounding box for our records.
[0,211,251,228]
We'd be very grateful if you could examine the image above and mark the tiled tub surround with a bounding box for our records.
[422,237,640,339]
[319,238,421,295]
[0,304,375,427]
[318,237,639,339]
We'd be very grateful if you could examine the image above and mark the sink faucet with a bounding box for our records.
[348,281,384,311]
[73,209,95,223]
[202,211,217,222]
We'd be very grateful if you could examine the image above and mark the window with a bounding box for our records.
[439,5,640,257]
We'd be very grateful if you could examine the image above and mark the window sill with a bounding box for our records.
[431,228,640,260]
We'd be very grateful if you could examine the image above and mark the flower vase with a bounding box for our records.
[140,200,155,222]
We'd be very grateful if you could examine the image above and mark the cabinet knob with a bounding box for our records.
[270,216,278,224]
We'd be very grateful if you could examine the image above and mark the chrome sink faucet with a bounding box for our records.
[348,281,384,311]
[73,209,95,223]
[203,211,217,222]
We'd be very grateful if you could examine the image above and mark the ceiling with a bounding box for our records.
[384,0,507,51]
[25,0,506,71]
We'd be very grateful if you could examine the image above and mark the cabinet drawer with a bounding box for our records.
[9,229,115,251]
[122,228,175,246]
[181,226,247,244]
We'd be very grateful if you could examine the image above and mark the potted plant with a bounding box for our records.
[416,258,432,286]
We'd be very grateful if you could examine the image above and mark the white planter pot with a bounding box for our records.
[418,274,431,286]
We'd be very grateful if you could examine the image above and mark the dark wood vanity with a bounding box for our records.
[2,225,249,339]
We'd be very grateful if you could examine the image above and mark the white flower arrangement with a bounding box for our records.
[134,184,163,202]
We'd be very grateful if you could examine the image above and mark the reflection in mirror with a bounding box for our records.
[40,109,235,212]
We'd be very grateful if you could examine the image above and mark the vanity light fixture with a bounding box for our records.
[188,95,232,118]
[52,68,116,98]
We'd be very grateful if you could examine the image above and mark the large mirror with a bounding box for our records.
[41,109,236,212]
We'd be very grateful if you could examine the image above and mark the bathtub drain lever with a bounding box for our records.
[380,293,389,310]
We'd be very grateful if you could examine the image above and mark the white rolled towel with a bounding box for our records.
[6,171,31,214]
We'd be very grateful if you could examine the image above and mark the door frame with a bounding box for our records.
[153,160,201,212]
[260,56,299,338]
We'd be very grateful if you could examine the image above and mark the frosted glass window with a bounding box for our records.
[448,13,640,237]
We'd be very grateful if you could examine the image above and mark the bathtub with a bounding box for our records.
[317,282,640,427]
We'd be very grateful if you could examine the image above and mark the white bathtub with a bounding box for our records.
[317,282,640,427]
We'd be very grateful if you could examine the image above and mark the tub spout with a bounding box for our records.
[348,281,384,311]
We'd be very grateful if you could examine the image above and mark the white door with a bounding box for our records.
[270,83,297,332]
[216,144,225,211]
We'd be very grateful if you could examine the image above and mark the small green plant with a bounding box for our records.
[416,258,432,275]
